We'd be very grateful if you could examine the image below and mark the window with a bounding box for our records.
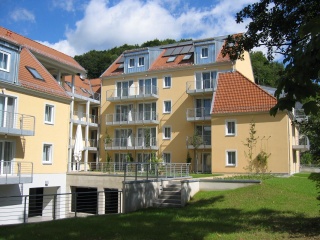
[163,76,171,88]
[167,56,176,63]
[163,100,171,113]
[163,126,171,140]
[163,153,171,163]
[45,104,54,124]
[201,47,208,58]
[226,151,236,166]
[129,58,135,68]
[138,57,144,67]
[195,71,217,90]
[42,144,53,164]
[26,66,44,80]
[0,50,10,72]
[225,120,236,136]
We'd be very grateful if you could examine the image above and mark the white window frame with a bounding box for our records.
[163,126,171,140]
[138,57,144,67]
[226,150,237,166]
[225,120,236,136]
[42,143,53,164]
[163,100,171,114]
[44,104,55,125]
[201,47,209,58]
[129,58,135,68]
[0,50,10,72]
[163,152,171,163]
[163,75,171,89]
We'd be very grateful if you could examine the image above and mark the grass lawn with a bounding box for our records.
[0,173,319,240]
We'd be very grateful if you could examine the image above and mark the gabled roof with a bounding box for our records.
[212,71,276,114]
[0,27,85,73]
[63,76,101,99]
[18,48,70,99]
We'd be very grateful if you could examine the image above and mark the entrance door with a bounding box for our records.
[0,141,14,175]
[202,153,211,173]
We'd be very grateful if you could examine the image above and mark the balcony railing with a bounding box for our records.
[186,79,216,95]
[72,111,98,125]
[105,137,158,150]
[186,108,211,121]
[106,111,159,125]
[292,135,310,152]
[186,135,211,149]
[106,86,158,102]
[0,110,35,136]
[293,109,308,122]
[0,161,33,184]
[71,138,98,149]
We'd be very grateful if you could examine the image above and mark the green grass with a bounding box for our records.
[190,173,222,178]
[0,174,319,240]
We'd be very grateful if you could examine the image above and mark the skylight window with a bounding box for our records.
[183,54,192,60]
[26,66,44,80]
[118,63,124,69]
[166,56,176,63]
[65,82,72,88]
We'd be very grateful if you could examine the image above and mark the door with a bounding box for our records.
[0,96,16,128]
[202,153,211,173]
[29,188,44,217]
[0,141,14,175]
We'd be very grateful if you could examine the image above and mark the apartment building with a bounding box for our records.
[100,36,307,174]
[0,27,98,224]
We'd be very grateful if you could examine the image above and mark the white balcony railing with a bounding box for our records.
[186,108,211,121]
[0,161,33,184]
[106,111,158,125]
[106,86,158,102]
[105,137,158,150]
[186,79,216,94]
[0,110,35,136]
[72,111,98,125]
[292,135,310,151]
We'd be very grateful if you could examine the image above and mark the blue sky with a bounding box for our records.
[0,0,256,56]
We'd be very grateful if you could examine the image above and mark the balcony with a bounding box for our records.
[186,108,211,121]
[293,109,308,123]
[292,135,310,152]
[186,79,216,95]
[106,86,158,102]
[71,138,98,151]
[105,137,158,150]
[0,161,33,184]
[72,111,98,127]
[106,111,159,126]
[0,111,35,136]
[186,135,211,149]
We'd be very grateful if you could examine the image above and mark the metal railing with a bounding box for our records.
[186,79,216,93]
[0,190,122,225]
[105,137,158,150]
[106,86,159,101]
[106,111,158,125]
[0,161,33,184]
[0,110,35,136]
[186,107,211,121]
[293,109,308,122]
[72,112,98,124]
[292,135,310,147]
[186,135,211,147]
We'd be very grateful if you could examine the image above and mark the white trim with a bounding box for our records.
[162,126,171,140]
[128,58,135,68]
[42,143,53,165]
[163,100,171,114]
[44,103,55,125]
[163,75,172,89]
[225,119,236,136]
[138,57,145,67]
[0,50,10,72]
[201,46,209,58]
[226,150,237,166]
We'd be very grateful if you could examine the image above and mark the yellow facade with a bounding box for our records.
[4,89,70,174]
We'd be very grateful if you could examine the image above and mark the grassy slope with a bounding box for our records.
[0,174,319,240]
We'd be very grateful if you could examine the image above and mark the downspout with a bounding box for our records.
[287,114,291,175]
[68,74,75,172]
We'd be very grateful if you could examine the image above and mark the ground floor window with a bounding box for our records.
[226,150,237,166]
[163,153,171,163]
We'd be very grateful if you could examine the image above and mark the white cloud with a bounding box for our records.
[39,40,78,57]
[10,8,35,22]
[49,0,258,56]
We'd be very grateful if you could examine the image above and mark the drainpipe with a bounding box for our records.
[68,75,75,172]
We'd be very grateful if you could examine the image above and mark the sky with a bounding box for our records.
[0,0,257,57]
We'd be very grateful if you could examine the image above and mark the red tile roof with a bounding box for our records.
[63,76,101,98]
[100,55,124,77]
[212,71,276,114]
[18,48,70,99]
[0,27,85,73]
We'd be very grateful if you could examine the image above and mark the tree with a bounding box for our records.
[188,133,203,173]
[250,51,284,87]
[222,0,320,116]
